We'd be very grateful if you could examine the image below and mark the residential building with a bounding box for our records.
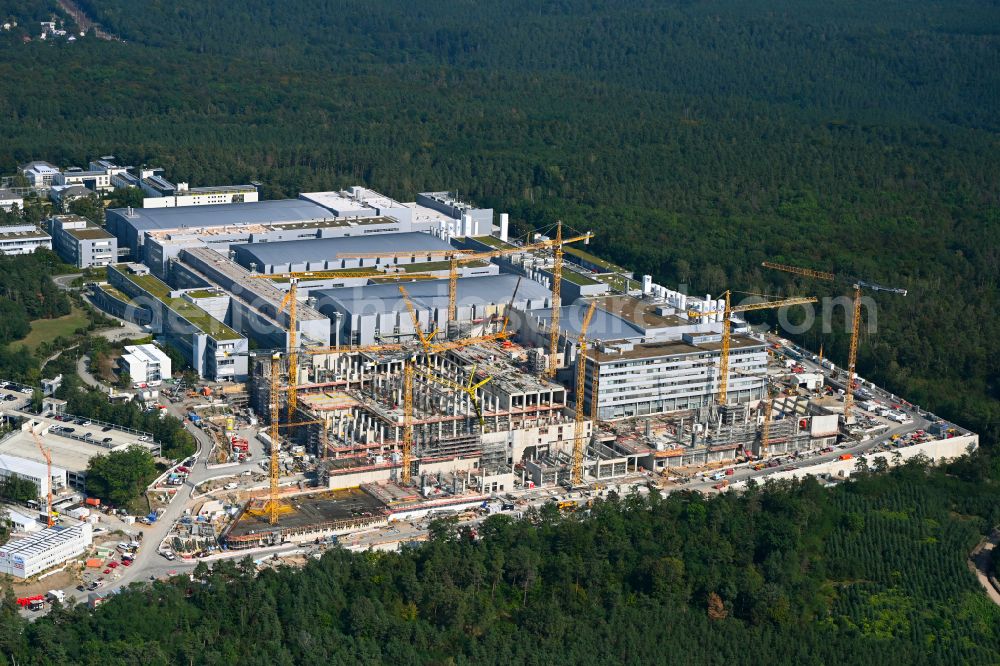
[19,161,60,190]
[0,523,93,579]
[48,215,117,268]
[0,224,51,255]
[118,344,172,385]
[0,189,24,211]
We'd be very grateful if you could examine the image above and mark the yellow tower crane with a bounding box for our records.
[29,430,54,527]
[571,301,597,486]
[547,221,564,378]
[248,270,439,416]
[395,282,521,483]
[402,360,414,485]
[690,292,818,405]
[264,351,286,524]
[761,262,907,421]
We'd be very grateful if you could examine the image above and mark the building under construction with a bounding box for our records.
[249,339,584,494]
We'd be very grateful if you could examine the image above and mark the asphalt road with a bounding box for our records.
[51,273,82,291]
[25,336,945,614]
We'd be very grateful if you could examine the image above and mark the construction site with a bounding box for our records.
[216,241,866,549]
[85,188,930,547]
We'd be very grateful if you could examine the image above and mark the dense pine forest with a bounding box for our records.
[0,3,999,662]
[3,456,1000,664]
[0,0,997,445]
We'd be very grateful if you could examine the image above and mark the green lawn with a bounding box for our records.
[10,306,90,352]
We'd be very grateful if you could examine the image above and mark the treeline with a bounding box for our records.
[0,1,996,445]
[0,250,70,343]
[2,454,999,664]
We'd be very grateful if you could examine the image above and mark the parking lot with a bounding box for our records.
[0,383,33,411]
[17,411,159,454]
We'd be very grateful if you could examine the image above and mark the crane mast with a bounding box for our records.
[30,430,54,527]
[571,301,597,485]
[692,293,818,405]
[402,360,414,485]
[761,261,906,422]
[268,352,282,524]
[547,221,563,378]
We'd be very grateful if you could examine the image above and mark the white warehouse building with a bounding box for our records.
[0,523,93,579]
[0,453,67,502]
[119,344,172,385]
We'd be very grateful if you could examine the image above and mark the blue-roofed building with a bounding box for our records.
[231,232,457,274]
[106,199,340,263]
[313,274,550,346]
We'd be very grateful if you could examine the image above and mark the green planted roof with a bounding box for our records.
[564,245,625,273]
[113,267,240,339]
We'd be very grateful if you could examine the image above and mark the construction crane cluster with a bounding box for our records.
[250,268,533,522]
[689,291,819,404]
[761,262,907,421]
[337,220,592,377]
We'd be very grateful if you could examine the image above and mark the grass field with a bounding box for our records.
[9,306,90,352]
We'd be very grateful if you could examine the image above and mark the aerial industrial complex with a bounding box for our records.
[0,160,978,588]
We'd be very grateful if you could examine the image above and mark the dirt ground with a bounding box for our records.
[11,568,80,596]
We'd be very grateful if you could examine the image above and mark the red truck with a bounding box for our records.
[17,595,45,610]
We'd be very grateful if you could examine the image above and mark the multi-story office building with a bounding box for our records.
[0,225,51,255]
[107,263,249,381]
[523,295,768,421]
[119,344,172,385]
[53,168,114,192]
[49,215,117,268]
